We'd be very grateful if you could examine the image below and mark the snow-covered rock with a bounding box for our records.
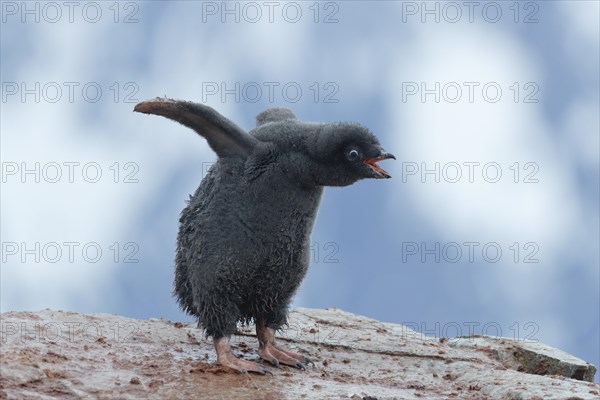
[0,308,597,399]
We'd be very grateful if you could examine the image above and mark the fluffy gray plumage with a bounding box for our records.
[135,98,394,339]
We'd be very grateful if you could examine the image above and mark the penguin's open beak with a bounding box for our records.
[364,152,395,179]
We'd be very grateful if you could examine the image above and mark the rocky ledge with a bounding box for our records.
[0,308,597,399]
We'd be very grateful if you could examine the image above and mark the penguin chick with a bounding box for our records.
[134,98,395,374]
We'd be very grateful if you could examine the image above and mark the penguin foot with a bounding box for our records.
[214,336,272,375]
[258,342,312,370]
[256,321,313,370]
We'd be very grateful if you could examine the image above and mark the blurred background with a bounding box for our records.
[1,1,598,380]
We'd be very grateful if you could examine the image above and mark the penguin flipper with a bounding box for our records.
[134,98,258,159]
[255,107,297,127]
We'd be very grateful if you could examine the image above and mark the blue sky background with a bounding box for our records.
[1,1,598,380]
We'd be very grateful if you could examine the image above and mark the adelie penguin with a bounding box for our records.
[134,98,395,374]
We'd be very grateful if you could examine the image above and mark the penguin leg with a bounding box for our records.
[214,336,272,375]
[256,319,313,369]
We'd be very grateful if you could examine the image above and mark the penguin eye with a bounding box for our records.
[347,149,360,161]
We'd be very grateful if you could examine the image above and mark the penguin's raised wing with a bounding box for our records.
[134,98,258,159]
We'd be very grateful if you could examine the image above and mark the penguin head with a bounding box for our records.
[253,116,395,188]
[303,122,395,187]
